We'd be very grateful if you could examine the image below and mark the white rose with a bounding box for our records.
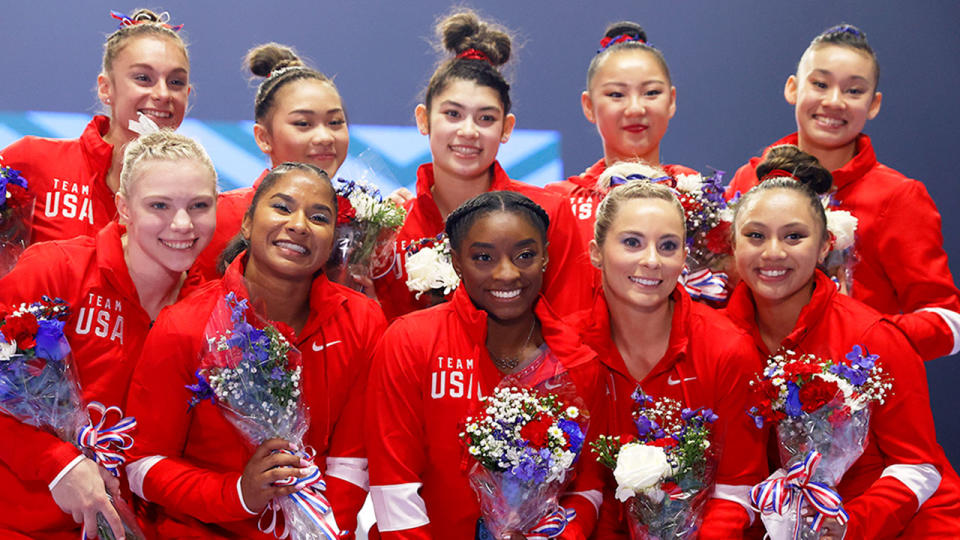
[613,443,671,502]
[675,173,704,193]
[825,209,858,252]
[0,338,16,361]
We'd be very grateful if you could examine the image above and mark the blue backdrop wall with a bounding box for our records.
[2,1,958,463]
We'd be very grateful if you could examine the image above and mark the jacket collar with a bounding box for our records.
[725,270,836,355]
[413,161,513,224]
[768,133,876,192]
[94,221,137,300]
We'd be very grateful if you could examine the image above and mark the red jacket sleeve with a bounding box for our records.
[324,305,388,537]
[125,306,254,524]
[875,181,960,361]
[366,319,433,539]
[0,243,83,486]
[842,321,945,538]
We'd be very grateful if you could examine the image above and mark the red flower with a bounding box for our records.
[704,221,732,254]
[798,378,841,413]
[6,184,32,209]
[3,312,38,348]
[520,413,554,449]
[336,195,356,225]
[650,437,678,448]
[784,361,821,379]
[661,481,680,494]
[620,434,636,444]
[827,405,853,427]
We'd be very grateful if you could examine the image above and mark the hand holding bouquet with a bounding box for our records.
[461,386,586,539]
[0,159,34,277]
[0,297,142,540]
[186,292,339,539]
[747,346,891,539]
[591,389,717,540]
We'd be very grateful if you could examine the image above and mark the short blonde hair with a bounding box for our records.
[119,130,216,197]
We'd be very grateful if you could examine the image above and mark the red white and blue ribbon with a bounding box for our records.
[110,10,183,31]
[75,402,136,477]
[524,506,576,540]
[680,267,729,302]
[258,448,340,540]
[750,451,848,539]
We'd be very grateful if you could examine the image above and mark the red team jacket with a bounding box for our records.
[366,287,605,539]
[372,162,593,321]
[190,170,269,282]
[544,158,699,252]
[568,286,766,539]
[726,133,960,361]
[1,116,117,244]
[0,221,199,539]
[125,255,386,538]
[724,271,960,538]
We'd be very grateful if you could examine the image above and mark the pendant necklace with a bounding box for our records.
[490,319,537,371]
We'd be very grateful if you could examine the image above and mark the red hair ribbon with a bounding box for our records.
[457,48,491,64]
[111,10,184,31]
[759,168,797,182]
[598,34,645,52]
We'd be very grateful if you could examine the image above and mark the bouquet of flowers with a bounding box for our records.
[186,292,339,540]
[460,385,586,539]
[592,389,717,539]
[0,297,143,540]
[327,176,406,291]
[747,346,891,539]
[0,159,34,277]
[404,234,460,306]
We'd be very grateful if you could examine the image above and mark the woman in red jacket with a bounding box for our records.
[1,9,192,245]
[724,24,960,361]
[568,180,765,538]
[192,42,351,281]
[725,166,960,537]
[0,131,217,539]
[367,191,604,539]
[372,9,591,321]
[125,162,385,539]
[545,21,698,251]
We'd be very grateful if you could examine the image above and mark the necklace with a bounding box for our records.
[490,319,537,371]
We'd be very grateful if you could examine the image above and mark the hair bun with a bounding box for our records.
[437,9,511,66]
[603,21,647,43]
[246,42,304,78]
[128,8,162,23]
[756,145,833,194]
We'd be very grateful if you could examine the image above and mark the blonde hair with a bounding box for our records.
[119,130,216,197]
[594,178,685,247]
[102,9,189,75]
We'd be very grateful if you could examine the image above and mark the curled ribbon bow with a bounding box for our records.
[750,451,849,539]
[525,506,576,540]
[110,10,183,31]
[75,402,136,477]
[680,267,729,302]
[258,447,340,539]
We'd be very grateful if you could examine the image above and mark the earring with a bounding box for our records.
[105,98,111,104]
[541,264,547,273]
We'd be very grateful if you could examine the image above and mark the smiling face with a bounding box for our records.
[590,197,686,314]
[451,210,547,325]
[415,78,516,184]
[117,158,216,274]
[786,44,882,158]
[254,79,349,177]
[734,188,830,309]
[97,35,190,142]
[582,49,676,165]
[241,171,336,285]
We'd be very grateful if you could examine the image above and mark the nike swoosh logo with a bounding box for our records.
[543,378,563,390]
[312,340,342,352]
[666,375,697,386]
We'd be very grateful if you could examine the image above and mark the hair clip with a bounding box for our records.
[111,10,183,31]
[759,169,798,182]
[609,173,673,187]
[597,34,646,54]
[456,48,491,64]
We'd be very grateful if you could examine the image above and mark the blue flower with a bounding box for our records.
[634,415,655,438]
[845,344,878,370]
[34,318,69,361]
[186,370,216,410]
[748,408,765,429]
[785,381,803,417]
[558,418,584,454]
